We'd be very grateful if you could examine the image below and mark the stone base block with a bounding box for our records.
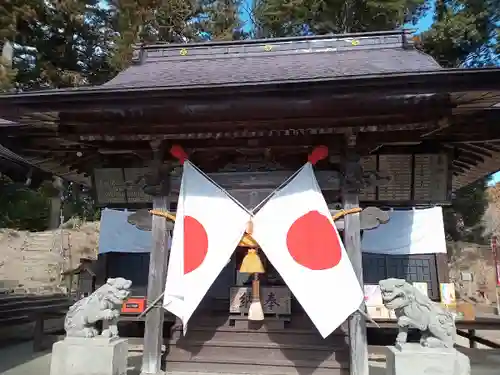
[50,337,128,375]
[386,344,470,375]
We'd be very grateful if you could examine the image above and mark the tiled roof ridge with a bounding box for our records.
[131,29,416,65]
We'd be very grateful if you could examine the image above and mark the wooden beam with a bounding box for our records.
[453,160,473,170]
[459,143,494,158]
[56,113,441,137]
[341,134,369,375]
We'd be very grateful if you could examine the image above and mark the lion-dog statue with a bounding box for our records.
[64,277,132,338]
[379,278,470,375]
[379,278,456,348]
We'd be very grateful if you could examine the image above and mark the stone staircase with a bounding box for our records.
[164,313,350,375]
[19,231,69,291]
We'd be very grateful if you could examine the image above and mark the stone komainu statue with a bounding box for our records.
[379,278,456,348]
[64,277,132,338]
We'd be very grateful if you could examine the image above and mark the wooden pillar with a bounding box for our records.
[342,132,369,375]
[141,143,171,375]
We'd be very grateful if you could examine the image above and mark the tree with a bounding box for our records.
[251,0,499,68]
[3,0,115,90]
[419,0,500,67]
[444,177,490,243]
[0,1,113,230]
[252,0,430,38]
[0,176,50,231]
[201,0,243,40]
[110,0,244,71]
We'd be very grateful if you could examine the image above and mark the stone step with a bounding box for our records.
[167,339,348,362]
[165,361,349,375]
[186,312,347,331]
[164,355,348,375]
[171,326,346,346]
[165,345,349,366]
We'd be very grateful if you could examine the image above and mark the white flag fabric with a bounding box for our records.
[251,163,364,338]
[163,161,250,333]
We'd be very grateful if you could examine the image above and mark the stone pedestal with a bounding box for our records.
[386,344,470,375]
[50,337,128,375]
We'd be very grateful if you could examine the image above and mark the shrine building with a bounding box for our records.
[1,29,500,375]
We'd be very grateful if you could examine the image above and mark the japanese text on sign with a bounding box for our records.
[230,286,291,314]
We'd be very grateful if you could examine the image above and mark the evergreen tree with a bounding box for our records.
[110,0,244,70]
[444,177,490,243]
[201,0,243,40]
[252,0,499,69]
[109,0,204,70]
[252,0,430,38]
[419,0,499,67]
[2,0,115,90]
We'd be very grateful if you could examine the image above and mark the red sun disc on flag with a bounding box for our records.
[184,215,209,274]
[286,210,342,270]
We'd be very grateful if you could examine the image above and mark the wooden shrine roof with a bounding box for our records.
[104,31,440,89]
[0,31,499,191]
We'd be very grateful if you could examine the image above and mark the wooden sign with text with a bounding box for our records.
[230,286,291,315]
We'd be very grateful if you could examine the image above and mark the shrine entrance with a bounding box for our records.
[200,246,288,314]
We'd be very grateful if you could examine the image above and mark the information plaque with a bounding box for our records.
[378,154,413,201]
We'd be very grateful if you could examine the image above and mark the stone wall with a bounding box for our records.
[0,222,99,294]
[1,225,497,299]
[448,241,498,305]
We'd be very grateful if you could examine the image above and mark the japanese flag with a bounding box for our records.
[251,163,364,338]
[163,161,250,333]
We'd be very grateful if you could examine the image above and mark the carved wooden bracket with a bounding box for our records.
[342,153,391,193]
[128,209,174,231]
[125,164,171,197]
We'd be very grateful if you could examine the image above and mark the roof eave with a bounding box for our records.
[0,68,499,115]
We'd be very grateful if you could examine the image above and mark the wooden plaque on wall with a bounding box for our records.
[93,167,152,205]
[413,154,448,202]
[93,168,127,204]
[93,153,450,206]
[377,154,413,201]
[362,153,450,204]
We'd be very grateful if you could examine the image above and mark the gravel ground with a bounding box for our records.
[0,340,499,375]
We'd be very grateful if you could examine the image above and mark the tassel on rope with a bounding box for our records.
[170,144,188,164]
[241,220,265,321]
[308,145,329,165]
[239,221,264,273]
[239,248,265,273]
[248,273,264,321]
